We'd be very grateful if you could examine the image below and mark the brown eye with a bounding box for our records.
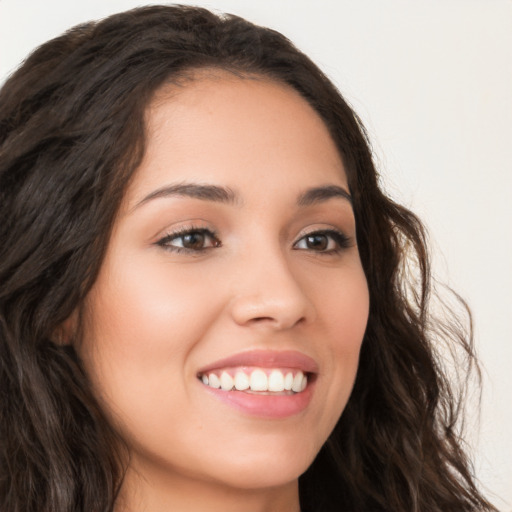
[158,228,220,252]
[294,230,350,253]
[304,234,329,251]
[182,232,207,250]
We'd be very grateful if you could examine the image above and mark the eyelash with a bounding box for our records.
[293,229,351,254]
[156,227,221,254]
[156,227,351,255]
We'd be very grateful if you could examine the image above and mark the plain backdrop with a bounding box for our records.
[1,0,511,509]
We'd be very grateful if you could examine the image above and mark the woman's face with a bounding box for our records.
[78,74,369,499]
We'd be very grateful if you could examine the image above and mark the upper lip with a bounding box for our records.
[197,350,319,375]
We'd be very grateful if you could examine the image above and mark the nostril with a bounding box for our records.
[229,287,313,329]
[249,315,306,329]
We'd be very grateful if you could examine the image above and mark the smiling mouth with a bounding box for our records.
[198,367,309,394]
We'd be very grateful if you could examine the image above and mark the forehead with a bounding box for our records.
[124,72,347,207]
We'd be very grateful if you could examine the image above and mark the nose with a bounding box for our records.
[229,248,315,330]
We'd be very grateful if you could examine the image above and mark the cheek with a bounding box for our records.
[310,262,369,424]
[313,259,369,354]
[77,255,222,426]
[84,254,219,358]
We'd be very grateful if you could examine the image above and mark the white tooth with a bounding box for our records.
[268,370,285,392]
[291,371,304,392]
[284,372,293,390]
[250,369,268,391]
[208,373,220,389]
[234,371,250,391]
[220,372,234,391]
[300,374,308,391]
[201,374,209,385]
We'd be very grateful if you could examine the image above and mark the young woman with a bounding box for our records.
[0,5,497,512]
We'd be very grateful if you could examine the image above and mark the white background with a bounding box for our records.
[1,0,510,509]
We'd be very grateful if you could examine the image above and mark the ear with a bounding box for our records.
[52,309,79,345]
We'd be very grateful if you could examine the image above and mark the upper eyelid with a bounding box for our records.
[156,226,219,247]
[157,223,216,239]
[159,226,346,239]
[294,226,350,241]
[295,229,350,243]
[155,224,351,250]
[162,226,215,237]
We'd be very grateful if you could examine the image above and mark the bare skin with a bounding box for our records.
[77,72,369,512]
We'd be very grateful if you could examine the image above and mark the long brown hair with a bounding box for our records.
[0,5,496,511]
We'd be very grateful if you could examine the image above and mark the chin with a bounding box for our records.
[209,464,305,491]
[199,442,317,490]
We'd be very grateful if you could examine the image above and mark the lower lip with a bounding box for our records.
[201,380,315,419]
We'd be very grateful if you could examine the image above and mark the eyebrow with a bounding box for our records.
[133,183,239,210]
[132,182,352,211]
[297,185,352,206]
